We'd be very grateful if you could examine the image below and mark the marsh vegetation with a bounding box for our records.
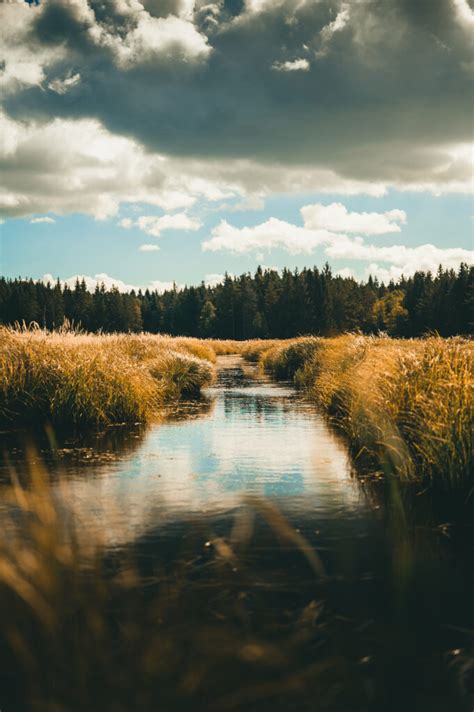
[1,327,471,490]
[243,335,473,490]
[0,328,220,427]
[0,331,472,711]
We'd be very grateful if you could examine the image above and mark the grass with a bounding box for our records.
[0,333,472,709]
[0,327,216,428]
[0,445,471,711]
[1,327,472,487]
[0,455,355,712]
[244,335,473,489]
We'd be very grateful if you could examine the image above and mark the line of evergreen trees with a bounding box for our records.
[0,263,472,338]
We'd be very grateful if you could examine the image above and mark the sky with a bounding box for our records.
[0,0,473,292]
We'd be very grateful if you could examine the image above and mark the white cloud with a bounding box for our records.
[316,5,350,58]
[119,211,202,240]
[301,202,406,235]
[0,111,472,224]
[325,239,473,276]
[272,58,310,72]
[0,112,240,220]
[42,272,178,294]
[136,212,202,237]
[0,4,65,93]
[2,0,473,203]
[26,1,212,70]
[452,0,474,28]
[203,217,336,254]
[204,202,407,255]
[204,273,229,287]
[321,5,350,39]
[244,0,287,14]
[212,195,266,213]
[335,267,355,279]
[139,243,160,252]
[48,73,81,95]
[117,14,211,66]
[202,204,474,279]
[0,57,45,91]
[152,190,197,211]
[363,264,404,283]
[30,216,56,224]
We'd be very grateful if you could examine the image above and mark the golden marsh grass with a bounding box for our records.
[244,335,473,488]
[0,327,216,428]
[1,328,471,488]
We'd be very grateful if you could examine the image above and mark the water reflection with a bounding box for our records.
[0,357,364,550]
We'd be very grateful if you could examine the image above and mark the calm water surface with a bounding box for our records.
[1,356,366,547]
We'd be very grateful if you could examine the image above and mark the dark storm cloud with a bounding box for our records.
[2,0,473,188]
[31,0,99,51]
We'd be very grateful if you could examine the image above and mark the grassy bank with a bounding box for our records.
[2,328,472,489]
[243,335,473,489]
[0,328,216,428]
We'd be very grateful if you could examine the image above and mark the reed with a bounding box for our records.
[0,327,215,428]
[246,335,473,488]
[240,340,283,363]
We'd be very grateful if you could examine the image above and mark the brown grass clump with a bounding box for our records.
[240,340,284,363]
[206,339,248,355]
[0,328,215,428]
[244,335,473,488]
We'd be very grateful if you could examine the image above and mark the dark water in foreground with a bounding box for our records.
[0,356,472,711]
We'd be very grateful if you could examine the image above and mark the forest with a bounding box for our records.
[0,262,472,338]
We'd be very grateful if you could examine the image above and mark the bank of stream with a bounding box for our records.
[0,356,471,711]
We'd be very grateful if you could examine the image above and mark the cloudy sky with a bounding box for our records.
[0,0,473,291]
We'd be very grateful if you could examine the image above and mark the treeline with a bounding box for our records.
[0,263,472,338]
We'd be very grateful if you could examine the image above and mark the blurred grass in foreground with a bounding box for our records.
[0,450,357,712]
[0,447,472,711]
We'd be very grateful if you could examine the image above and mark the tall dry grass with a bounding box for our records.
[245,335,473,489]
[0,327,216,428]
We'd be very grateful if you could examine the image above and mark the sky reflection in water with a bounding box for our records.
[0,357,366,550]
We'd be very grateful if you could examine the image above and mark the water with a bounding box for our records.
[1,356,365,548]
[0,356,472,711]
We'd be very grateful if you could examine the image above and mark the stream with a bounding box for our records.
[0,355,472,711]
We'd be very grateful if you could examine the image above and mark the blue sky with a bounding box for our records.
[0,0,473,291]
[2,190,473,289]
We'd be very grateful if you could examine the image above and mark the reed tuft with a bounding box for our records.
[245,335,473,488]
[0,328,216,428]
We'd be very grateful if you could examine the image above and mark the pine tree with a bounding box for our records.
[199,300,217,337]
